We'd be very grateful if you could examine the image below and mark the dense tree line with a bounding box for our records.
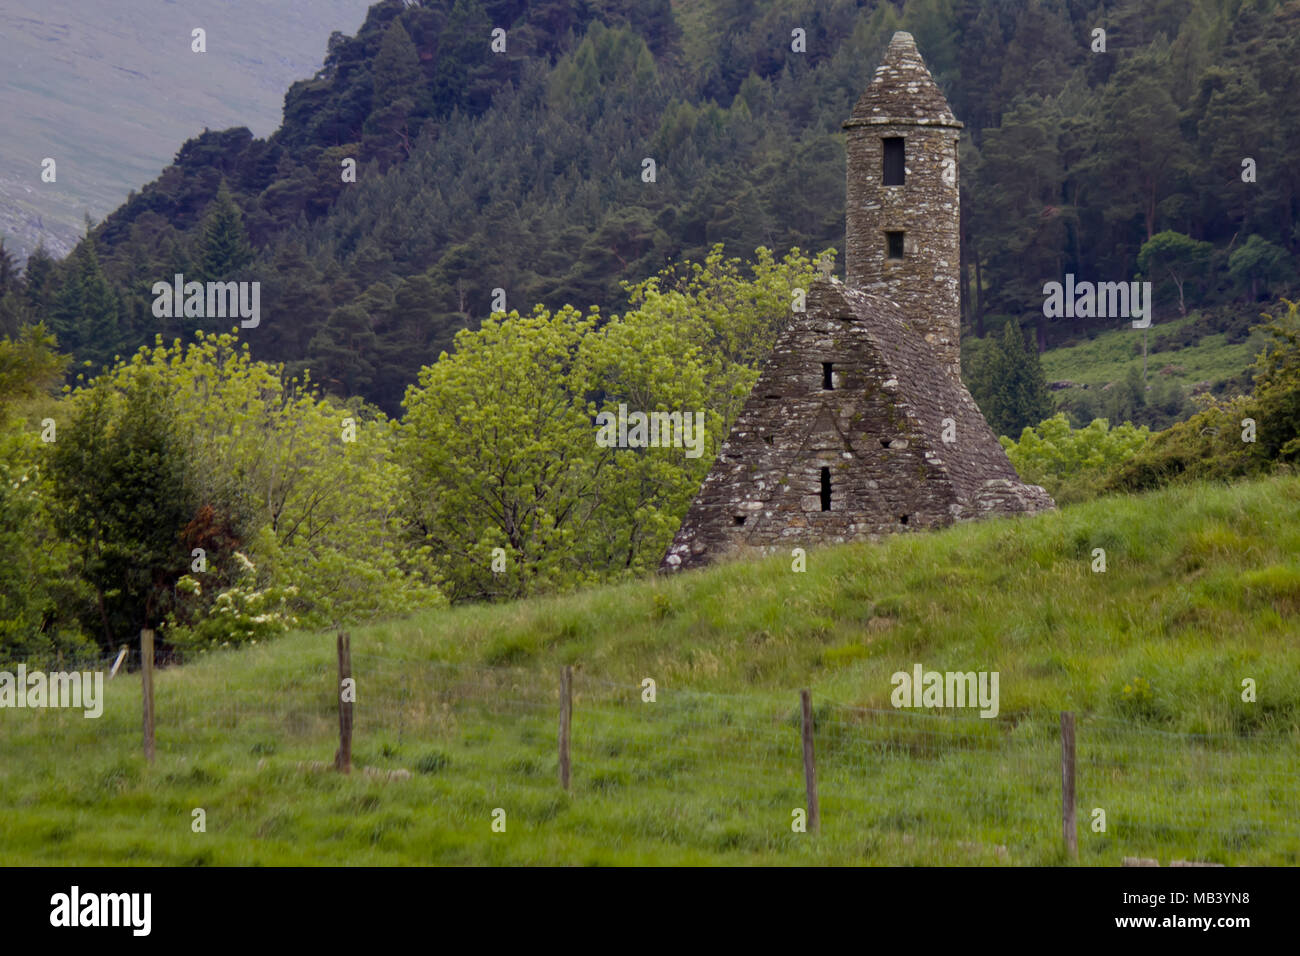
[0,246,813,659]
[5,247,1296,661]
[2,0,1295,418]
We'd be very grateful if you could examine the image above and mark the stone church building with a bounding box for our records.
[662,32,1053,572]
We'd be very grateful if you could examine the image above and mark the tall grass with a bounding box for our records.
[2,475,1297,865]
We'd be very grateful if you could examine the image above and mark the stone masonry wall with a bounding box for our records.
[662,289,963,571]
[844,123,962,379]
[843,31,963,380]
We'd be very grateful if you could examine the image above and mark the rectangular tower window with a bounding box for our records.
[882,137,905,185]
[821,362,834,389]
[819,467,831,511]
[886,230,905,260]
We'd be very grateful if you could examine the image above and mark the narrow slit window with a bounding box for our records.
[819,467,831,512]
[886,231,905,260]
[821,362,834,390]
[883,137,905,185]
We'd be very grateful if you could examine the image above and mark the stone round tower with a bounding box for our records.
[843,32,963,379]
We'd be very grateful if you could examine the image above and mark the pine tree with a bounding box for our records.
[372,18,422,104]
[52,241,121,369]
[199,184,254,282]
[987,320,1054,437]
[308,302,378,398]
[22,244,56,319]
[0,239,19,296]
[49,370,194,643]
[432,0,495,115]
[0,240,27,336]
[365,19,426,165]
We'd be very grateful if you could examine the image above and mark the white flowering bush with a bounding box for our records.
[166,553,299,652]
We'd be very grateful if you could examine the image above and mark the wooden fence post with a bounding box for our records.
[1061,710,1077,859]
[801,689,819,833]
[335,632,352,774]
[558,665,573,791]
[141,629,155,763]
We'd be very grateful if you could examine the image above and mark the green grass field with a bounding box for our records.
[1040,314,1265,396]
[2,475,1298,865]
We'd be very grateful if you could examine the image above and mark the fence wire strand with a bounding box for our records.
[9,648,1296,863]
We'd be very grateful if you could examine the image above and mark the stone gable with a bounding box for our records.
[661,281,1052,570]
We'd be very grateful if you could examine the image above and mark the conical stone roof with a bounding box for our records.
[659,279,1053,571]
[846,31,961,128]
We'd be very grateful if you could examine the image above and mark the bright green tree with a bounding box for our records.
[87,331,441,638]
[1000,413,1150,502]
[1249,297,1300,464]
[0,324,65,410]
[0,324,88,662]
[48,368,194,648]
[401,305,603,600]
[400,245,821,599]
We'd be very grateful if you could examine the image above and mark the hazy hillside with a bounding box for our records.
[0,0,375,260]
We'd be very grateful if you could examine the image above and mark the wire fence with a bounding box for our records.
[9,641,1297,864]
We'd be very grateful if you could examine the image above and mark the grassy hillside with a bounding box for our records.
[2,475,1298,865]
[1041,314,1266,398]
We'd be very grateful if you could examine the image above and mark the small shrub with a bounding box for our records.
[1003,414,1150,503]
[415,750,451,775]
[1116,676,1162,721]
[165,553,298,653]
[1108,299,1300,493]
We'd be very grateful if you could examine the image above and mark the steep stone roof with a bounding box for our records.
[846,31,961,128]
[660,277,1051,571]
[814,279,1018,503]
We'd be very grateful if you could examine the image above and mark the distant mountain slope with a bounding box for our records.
[0,0,375,260]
